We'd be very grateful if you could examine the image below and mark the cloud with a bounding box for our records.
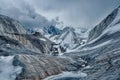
[0,0,51,30]
[0,0,120,29]
[26,0,120,28]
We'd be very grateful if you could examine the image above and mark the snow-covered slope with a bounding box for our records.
[58,27,79,49]
[88,6,120,43]
[78,6,120,51]
[48,27,88,51]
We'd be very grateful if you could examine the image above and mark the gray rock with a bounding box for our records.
[13,55,83,80]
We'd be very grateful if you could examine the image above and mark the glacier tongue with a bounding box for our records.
[0,56,22,80]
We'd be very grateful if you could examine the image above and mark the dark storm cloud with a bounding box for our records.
[0,0,120,28]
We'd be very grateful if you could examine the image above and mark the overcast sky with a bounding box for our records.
[0,0,120,29]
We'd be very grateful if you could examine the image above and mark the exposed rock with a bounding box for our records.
[0,14,27,35]
[0,14,54,55]
[13,55,84,80]
[87,6,118,42]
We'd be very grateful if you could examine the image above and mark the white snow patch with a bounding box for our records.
[66,49,78,53]
[83,65,91,69]
[82,40,112,51]
[44,71,87,80]
[0,56,22,80]
[39,38,46,41]
[104,22,120,34]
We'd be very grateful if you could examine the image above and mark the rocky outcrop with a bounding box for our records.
[12,54,85,80]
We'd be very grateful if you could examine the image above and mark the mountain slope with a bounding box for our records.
[67,6,120,80]
[87,6,119,43]
[49,27,87,51]
[0,14,54,55]
[0,14,86,80]
[0,14,27,35]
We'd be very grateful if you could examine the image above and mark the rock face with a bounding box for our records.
[0,14,54,55]
[0,14,27,35]
[87,7,118,42]
[13,54,84,80]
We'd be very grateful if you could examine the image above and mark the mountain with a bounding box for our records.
[0,14,27,35]
[1,5,120,80]
[48,27,88,52]
[65,6,120,80]
[0,14,54,55]
[87,6,119,43]
[0,14,85,80]
[57,27,87,49]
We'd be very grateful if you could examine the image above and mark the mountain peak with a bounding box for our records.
[87,6,119,42]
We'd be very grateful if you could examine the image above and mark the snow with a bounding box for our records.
[88,8,120,44]
[61,31,73,44]
[44,71,87,80]
[60,30,75,49]
[83,65,91,69]
[39,38,46,41]
[59,31,68,40]
[104,8,120,34]
[66,49,78,53]
[75,27,89,38]
[0,56,22,80]
[82,40,112,51]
